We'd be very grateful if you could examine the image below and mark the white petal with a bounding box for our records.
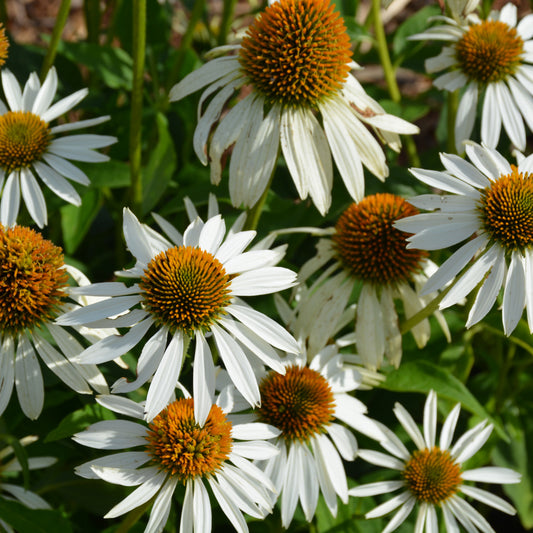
[211,324,260,407]
[439,152,490,188]
[280,106,332,215]
[145,477,178,533]
[33,161,81,206]
[495,82,525,150]
[423,390,437,449]
[466,246,505,328]
[460,485,517,515]
[327,422,358,461]
[455,83,478,153]
[394,401,426,450]
[105,470,167,518]
[208,478,248,533]
[356,449,404,470]
[227,300,299,353]
[439,403,461,450]
[461,466,521,484]
[439,244,499,310]
[95,395,144,419]
[348,481,404,497]
[32,67,58,116]
[20,168,47,227]
[2,70,23,110]
[193,478,211,533]
[193,332,215,427]
[453,423,493,464]
[73,420,148,449]
[15,336,44,419]
[231,422,280,440]
[169,57,240,101]
[502,251,526,335]
[409,167,478,196]
[145,332,184,421]
[41,89,89,122]
[229,266,296,296]
[365,491,412,519]
[42,153,90,185]
[481,83,502,148]
[0,173,20,227]
[382,498,416,533]
[0,337,15,416]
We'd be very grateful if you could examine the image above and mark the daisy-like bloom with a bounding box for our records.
[289,193,450,370]
[0,24,9,69]
[169,0,418,215]
[0,435,56,533]
[0,67,116,228]
[56,207,299,422]
[74,393,280,533]
[396,142,533,335]
[234,349,384,528]
[0,224,108,419]
[349,390,521,533]
[411,2,533,153]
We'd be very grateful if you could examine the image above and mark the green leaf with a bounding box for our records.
[141,112,177,215]
[77,160,132,189]
[0,499,72,533]
[381,360,506,438]
[57,41,133,90]
[44,403,115,443]
[392,5,441,58]
[60,189,101,254]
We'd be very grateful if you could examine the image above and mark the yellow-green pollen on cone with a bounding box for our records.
[479,166,533,251]
[332,193,428,286]
[0,224,68,335]
[455,20,523,84]
[0,111,51,173]
[257,365,335,442]
[402,447,462,505]
[238,0,352,108]
[139,245,232,336]
[146,398,233,482]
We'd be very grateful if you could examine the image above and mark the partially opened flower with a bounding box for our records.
[0,67,116,228]
[56,207,299,422]
[411,3,533,153]
[0,224,108,419]
[289,193,449,370]
[235,349,383,528]
[395,142,533,335]
[74,393,280,533]
[349,390,520,532]
[169,0,418,215]
[0,435,56,533]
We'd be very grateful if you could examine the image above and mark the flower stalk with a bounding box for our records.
[40,0,71,81]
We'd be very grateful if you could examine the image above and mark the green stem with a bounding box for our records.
[115,496,155,533]
[128,0,146,215]
[494,343,516,414]
[371,0,420,167]
[164,0,206,93]
[84,0,101,44]
[218,0,238,46]
[40,0,71,81]
[400,282,453,335]
[447,90,459,154]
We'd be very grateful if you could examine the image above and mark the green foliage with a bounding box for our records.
[0,500,73,533]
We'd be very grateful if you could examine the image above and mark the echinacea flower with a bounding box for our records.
[169,0,418,215]
[56,207,299,422]
[229,348,383,528]
[0,67,116,228]
[0,224,108,419]
[349,390,521,533]
[395,142,533,335]
[0,435,56,533]
[74,393,280,533]
[289,193,450,370]
[412,2,533,152]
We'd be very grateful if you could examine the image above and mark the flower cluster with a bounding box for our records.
[1,0,529,531]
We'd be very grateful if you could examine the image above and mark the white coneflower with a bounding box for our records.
[0,67,116,227]
[74,393,280,533]
[350,390,521,532]
[0,224,108,419]
[57,207,299,422]
[396,142,533,335]
[412,3,533,152]
[169,0,418,215]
